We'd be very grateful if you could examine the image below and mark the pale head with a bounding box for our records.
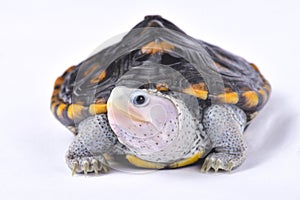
[107,86,179,154]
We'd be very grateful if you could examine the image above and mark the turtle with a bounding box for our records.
[51,15,271,175]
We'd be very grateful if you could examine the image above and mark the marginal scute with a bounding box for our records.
[263,83,271,93]
[241,91,259,108]
[89,104,107,115]
[51,102,59,113]
[258,88,268,103]
[217,92,239,104]
[67,104,86,120]
[250,63,260,72]
[54,76,64,87]
[56,103,67,119]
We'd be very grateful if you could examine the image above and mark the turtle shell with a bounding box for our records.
[51,15,271,133]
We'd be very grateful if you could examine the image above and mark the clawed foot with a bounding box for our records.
[200,153,242,173]
[67,156,110,175]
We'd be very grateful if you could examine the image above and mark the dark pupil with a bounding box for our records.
[135,95,145,105]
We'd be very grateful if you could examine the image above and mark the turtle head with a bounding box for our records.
[107,86,179,154]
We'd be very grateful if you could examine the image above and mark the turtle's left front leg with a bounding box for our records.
[201,104,247,172]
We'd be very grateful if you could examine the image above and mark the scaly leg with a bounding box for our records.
[66,114,125,175]
[201,104,247,172]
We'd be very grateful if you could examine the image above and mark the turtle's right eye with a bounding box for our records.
[131,91,150,107]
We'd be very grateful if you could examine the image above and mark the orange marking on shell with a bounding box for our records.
[250,63,260,72]
[141,41,175,54]
[89,70,107,84]
[89,104,107,115]
[242,91,259,108]
[156,83,169,91]
[56,103,67,119]
[217,92,239,104]
[183,83,208,100]
[83,64,98,76]
[67,104,85,120]
[52,89,60,96]
[65,66,76,73]
[54,77,64,87]
[258,88,268,103]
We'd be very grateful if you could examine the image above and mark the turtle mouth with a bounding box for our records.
[107,101,149,123]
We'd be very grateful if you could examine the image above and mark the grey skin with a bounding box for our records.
[66,100,247,174]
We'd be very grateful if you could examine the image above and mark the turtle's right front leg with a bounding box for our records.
[66,114,125,175]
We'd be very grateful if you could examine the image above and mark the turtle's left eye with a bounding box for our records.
[131,91,150,107]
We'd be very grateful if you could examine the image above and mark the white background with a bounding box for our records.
[0,0,299,199]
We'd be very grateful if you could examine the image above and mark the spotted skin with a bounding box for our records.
[51,15,271,174]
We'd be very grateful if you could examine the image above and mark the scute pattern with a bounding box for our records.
[51,15,270,132]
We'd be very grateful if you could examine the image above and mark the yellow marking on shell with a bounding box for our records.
[242,91,259,108]
[56,103,67,119]
[126,155,166,169]
[89,104,107,115]
[89,70,107,84]
[258,88,268,103]
[183,83,208,100]
[156,83,169,91]
[51,102,59,113]
[169,150,204,168]
[67,104,85,120]
[141,41,175,54]
[217,92,239,104]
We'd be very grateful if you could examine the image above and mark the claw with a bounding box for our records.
[82,160,89,175]
[205,159,213,172]
[92,159,99,174]
[214,160,221,173]
[99,156,110,173]
[228,161,234,173]
[72,161,79,176]
[201,158,213,173]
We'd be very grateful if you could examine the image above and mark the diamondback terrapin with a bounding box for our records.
[51,15,271,174]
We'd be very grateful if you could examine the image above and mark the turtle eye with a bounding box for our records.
[131,91,149,107]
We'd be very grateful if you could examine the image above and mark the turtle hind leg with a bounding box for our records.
[201,104,247,172]
[65,114,125,175]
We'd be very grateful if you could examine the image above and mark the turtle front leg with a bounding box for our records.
[66,114,125,175]
[201,104,247,172]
